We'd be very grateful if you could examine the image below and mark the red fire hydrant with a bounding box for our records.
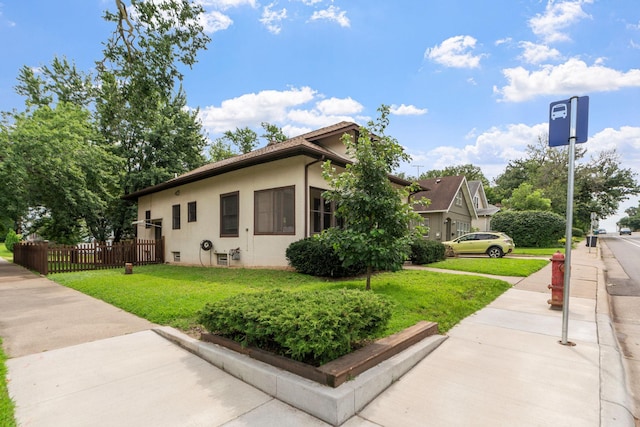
[547,251,565,309]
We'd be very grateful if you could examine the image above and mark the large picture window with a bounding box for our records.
[254,186,295,235]
[172,204,180,230]
[220,192,239,237]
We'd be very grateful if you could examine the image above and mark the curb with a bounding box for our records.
[595,244,636,426]
[153,326,448,426]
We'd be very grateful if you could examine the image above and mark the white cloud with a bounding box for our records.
[390,104,428,116]
[197,0,257,10]
[198,88,370,136]
[425,35,485,69]
[495,37,512,46]
[519,41,561,64]
[260,3,287,34]
[494,58,640,102]
[198,86,317,132]
[528,0,593,43]
[316,97,363,115]
[200,10,233,33]
[286,109,363,128]
[588,126,640,159]
[309,5,350,28]
[406,123,548,180]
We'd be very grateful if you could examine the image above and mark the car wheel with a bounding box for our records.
[487,246,503,258]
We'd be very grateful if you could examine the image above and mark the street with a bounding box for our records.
[599,234,640,422]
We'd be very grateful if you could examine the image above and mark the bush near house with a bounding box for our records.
[286,237,366,277]
[410,239,446,265]
[198,288,392,366]
[3,230,21,253]
[491,210,565,247]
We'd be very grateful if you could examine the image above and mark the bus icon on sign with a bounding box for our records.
[551,103,567,120]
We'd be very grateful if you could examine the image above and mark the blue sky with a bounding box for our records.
[1,0,639,229]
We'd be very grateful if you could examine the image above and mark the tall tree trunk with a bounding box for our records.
[365,265,372,291]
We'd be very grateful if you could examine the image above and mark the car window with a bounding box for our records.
[478,233,496,240]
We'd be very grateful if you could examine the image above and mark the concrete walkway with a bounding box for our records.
[1,241,636,426]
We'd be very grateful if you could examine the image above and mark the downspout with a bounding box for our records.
[304,156,325,238]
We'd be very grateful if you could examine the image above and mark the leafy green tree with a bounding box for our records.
[502,183,551,211]
[7,103,121,244]
[618,202,640,231]
[15,57,95,108]
[321,106,423,291]
[210,127,258,161]
[209,122,287,161]
[261,122,287,145]
[493,135,639,230]
[97,0,211,239]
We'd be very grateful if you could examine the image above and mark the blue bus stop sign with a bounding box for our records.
[549,96,589,147]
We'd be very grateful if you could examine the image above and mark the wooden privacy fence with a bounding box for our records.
[14,238,164,275]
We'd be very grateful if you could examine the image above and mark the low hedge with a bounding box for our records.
[286,237,366,277]
[198,288,392,365]
[410,239,446,264]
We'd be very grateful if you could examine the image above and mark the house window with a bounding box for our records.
[221,192,239,237]
[172,204,180,230]
[455,191,463,206]
[187,201,197,222]
[473,196,479,209]
[255,186,295,235]
[422,217,430,236]
[145,210,151,228]
[310,187,337,234]
[456,221,470,237]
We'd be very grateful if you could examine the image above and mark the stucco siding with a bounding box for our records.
[136,156,317,267]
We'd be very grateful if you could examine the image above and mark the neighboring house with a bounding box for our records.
[467,180,500,232]
[123,122,414,268]
[412,176,477,242]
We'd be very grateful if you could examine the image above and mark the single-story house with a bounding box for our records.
[123,122,415,268]
[412,175,477,242]
[467,180,500,232]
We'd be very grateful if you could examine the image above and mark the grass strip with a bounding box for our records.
[51,265,512,335]
[427,257,549,277]
[0,338,17,427]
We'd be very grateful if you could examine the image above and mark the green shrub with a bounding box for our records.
[198,288,392,365]
[410,239,446,264]
[572,227,584,238]
[491,210,565,247]
[4,230,21,253]
[286,237,366,277]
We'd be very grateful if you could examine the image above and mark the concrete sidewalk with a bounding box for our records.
[1,241,636,426]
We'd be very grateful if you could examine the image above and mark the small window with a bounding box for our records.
[172,251,180,262]
[255,186,295,235]
[172,204,180,230]
[188,201,197,222]
[221,192,239,237]
[455,191,463,206]
[145,210,151,228]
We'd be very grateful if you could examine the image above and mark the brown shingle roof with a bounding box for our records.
[123,121,413,200]
[412,176,466,212]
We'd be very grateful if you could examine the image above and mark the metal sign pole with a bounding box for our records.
[561,96,578,346]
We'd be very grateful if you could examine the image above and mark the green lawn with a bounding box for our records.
[0,338,16,427]
[0,247,12,262]
[513,247,565,256]
[51,264,512,335]
[427,257,549,276]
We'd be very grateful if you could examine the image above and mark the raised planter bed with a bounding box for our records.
[201,320,438,387]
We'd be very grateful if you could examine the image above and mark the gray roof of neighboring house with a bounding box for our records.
[467,180,482,196]
[123,121,414,200]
